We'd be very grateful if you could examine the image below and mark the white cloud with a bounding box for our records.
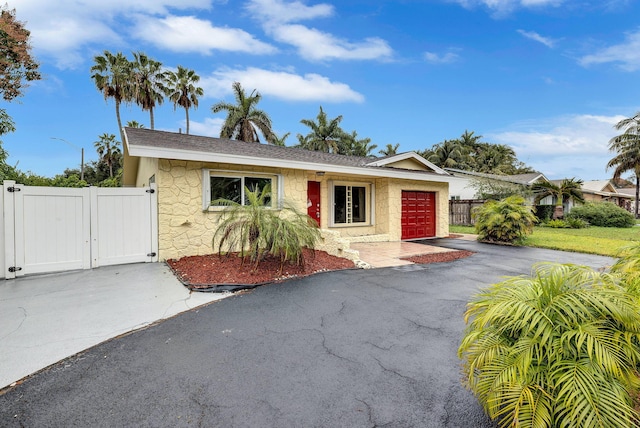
[130,15,275,55]
[451,0,563,15]
[424,51,460,64]
[200,67,364,102]
[15,0,275,68]
[517,30,556,48]
[245,0,334,24]
[268,24,392,61]
[488,114,625,179]
[187,117,225,137]
[246,0,392,62]
[579,29,640,71]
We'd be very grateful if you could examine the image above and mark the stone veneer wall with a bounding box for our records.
[157,159,362,261]
[156,159,449,261]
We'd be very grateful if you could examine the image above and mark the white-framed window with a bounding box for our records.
[202,169,283,210]
[330,181,374,226]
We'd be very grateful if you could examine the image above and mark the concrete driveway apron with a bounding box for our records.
[0,263,228,389]
[0,240,614,427]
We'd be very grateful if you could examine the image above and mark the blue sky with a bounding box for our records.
[7,0,640,180]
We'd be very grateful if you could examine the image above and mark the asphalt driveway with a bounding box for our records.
[0,239,615,427]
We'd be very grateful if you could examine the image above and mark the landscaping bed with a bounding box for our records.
[401,250,474,264]
[167,247,476,291]
[167,248,356,291]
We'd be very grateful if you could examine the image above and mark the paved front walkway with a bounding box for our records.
[350,240,457,267]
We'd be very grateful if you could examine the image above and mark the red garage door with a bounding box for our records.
[401,191,436,240]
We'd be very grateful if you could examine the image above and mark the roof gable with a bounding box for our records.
[366,152,447,174]
[582,180,616,193]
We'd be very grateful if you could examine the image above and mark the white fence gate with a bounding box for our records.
[1,181,158,279]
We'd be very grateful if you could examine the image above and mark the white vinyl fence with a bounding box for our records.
[1,181,158,279]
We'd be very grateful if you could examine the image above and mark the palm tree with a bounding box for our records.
[608,112,640,218]
[270,132,290,146]
[297,106,345,153]
[340,130,377,157]
[90,51,132,145]
[533,178,584,219]
[163,66,204,135]
[474,143,518,174]
[211,82,274,143]
[379,143,400,156]
[459,262,640,427]
[126,120,145,128]
[425,139,466,168]
[94,133,121,178]
[212,186,320,272]
[130,52,165,130]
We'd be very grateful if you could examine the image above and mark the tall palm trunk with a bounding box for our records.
[115,100,125,144]
[149,107,155,130]
[185,106,190,134]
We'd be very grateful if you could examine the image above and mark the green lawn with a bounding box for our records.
[449,225,640,257]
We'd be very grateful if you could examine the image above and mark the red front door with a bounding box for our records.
[307,181,321,226]
[401,191,436,240]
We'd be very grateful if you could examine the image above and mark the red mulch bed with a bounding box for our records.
[168,247,476,291]
[401,250,474,264]
[166,248,355,290]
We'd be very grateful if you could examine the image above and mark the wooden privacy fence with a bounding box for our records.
[449,199,485,225]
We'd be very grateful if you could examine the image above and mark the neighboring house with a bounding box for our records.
[579,180,635,212]
[445,168,550,203]
[123,128,452,261]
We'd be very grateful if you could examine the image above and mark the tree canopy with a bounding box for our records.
[0,6,40,102]
[212,82,274,143]
[420,130,533,175]
[163,66,203,135]
[296,106,373,156]
[608,112,640,217]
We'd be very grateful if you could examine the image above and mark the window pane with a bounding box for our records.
[244,177,272,206]
[211,176,241,205]
[352,186,366,223]
[334,185,346,224]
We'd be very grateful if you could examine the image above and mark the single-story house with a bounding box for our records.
[578,180,635,212]
[123,128,452,261]
[445,168,550,203]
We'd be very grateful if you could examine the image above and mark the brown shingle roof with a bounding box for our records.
[125,127,378,169]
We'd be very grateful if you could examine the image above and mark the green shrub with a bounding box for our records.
[459,263,640,428]
[212,186,320,272]
[541,219,569,228]
[533,204,554,222]
[472,195,537,244]
[567,202,635,228]
[565,217,589,229]
[540,218,589,229]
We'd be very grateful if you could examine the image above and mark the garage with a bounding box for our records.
[401,191,436,240]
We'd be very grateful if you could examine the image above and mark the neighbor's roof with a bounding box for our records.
[445,168,547,185]
[124,128,450,182]
[581,180,614,193]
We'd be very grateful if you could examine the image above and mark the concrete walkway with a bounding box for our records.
[0,263,229,389]
[351,239,465,268]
